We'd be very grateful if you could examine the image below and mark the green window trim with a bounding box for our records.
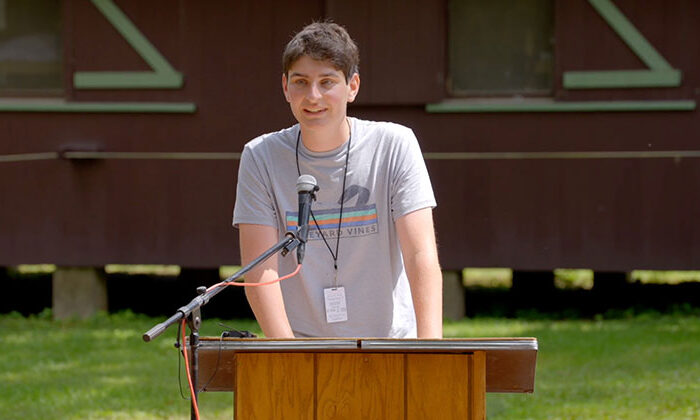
[74,72,184,89]
[0,100,196,113]
[425,99,696,113]
[563,69,681,89]
[73,0,183,89]
[588,0,672,70]
[563,0,682,89]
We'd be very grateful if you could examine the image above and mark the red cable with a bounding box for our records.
[206,264,302,292]
[181,318,201,420]
[180,264,302,419]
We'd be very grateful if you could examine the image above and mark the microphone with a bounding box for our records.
[296,175,319,264]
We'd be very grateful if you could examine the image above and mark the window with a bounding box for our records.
[0,0,62,95]
[448,0,554,96]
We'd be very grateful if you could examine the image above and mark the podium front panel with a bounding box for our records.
[234,353,314,420]
[227,351,486,420]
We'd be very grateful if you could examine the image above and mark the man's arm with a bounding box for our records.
[239,223,295,338]
[396,208,443,338]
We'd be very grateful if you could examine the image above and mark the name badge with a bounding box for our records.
[323,287,348,323]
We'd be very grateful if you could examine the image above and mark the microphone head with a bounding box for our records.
[297,174,318,193]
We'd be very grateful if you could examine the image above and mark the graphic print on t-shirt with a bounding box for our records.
[286,203,378,240]
[285,185,378,240]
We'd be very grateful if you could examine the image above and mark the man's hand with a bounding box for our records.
[239,224,295,338]
[396,208,443,338]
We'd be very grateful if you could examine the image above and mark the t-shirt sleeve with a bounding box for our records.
[232,143,278,229]
[390,127,437,221]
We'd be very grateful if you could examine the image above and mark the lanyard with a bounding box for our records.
[295,122,351,284]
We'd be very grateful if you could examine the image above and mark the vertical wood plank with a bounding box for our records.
[406,354,470,420]
[234,353,314,420]
[470,351,486,420]
[316,353,404,420]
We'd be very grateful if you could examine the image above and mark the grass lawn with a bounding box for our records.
[1,311,699,419]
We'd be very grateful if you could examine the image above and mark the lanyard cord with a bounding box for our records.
[295,123,351,271]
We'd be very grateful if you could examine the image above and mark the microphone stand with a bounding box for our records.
[142,232,301,420]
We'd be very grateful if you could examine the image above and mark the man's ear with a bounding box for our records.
[282,73,291,102]
[347,73,360,103]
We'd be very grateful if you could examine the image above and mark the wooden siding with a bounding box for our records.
[0,0,698,270]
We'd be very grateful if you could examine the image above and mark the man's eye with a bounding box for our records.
[293,79,307,85]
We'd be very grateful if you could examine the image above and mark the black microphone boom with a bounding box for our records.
[296,174,319,264]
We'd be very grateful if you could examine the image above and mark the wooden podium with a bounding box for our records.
[195,338,537,420]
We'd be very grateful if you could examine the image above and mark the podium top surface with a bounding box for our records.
[197,337,537,393]
[198,337,537,352]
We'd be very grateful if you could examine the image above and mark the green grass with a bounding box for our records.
[446,316,700,419]
[0,311,260,420]
[1,311,699,419]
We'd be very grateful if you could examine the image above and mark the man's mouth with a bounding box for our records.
[304,108,326,114]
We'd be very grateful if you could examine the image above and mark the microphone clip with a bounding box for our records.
[281,233,301,257]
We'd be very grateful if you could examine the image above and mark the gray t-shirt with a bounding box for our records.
[233,117,436,338]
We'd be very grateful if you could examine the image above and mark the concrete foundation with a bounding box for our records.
[443,270,466,321]
[52,267,107,319]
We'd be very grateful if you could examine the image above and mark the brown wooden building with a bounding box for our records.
[1,0,699,276]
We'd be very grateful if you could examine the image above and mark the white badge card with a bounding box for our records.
[323,287,348,323]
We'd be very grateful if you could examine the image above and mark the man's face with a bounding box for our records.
[282,56,360,133]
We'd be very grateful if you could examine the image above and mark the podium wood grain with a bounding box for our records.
[225,348,490,420]
[407,352,485,420]
[470,351,486,419]
[234,353,314,420]
[316,353,404,420]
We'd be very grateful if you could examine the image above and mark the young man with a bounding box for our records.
[233,22,442,338]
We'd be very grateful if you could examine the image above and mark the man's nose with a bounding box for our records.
[306,82,322,100]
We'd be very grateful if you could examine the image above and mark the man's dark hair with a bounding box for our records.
[282,21,359,81]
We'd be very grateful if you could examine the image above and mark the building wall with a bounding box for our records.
[0,0,698,270]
